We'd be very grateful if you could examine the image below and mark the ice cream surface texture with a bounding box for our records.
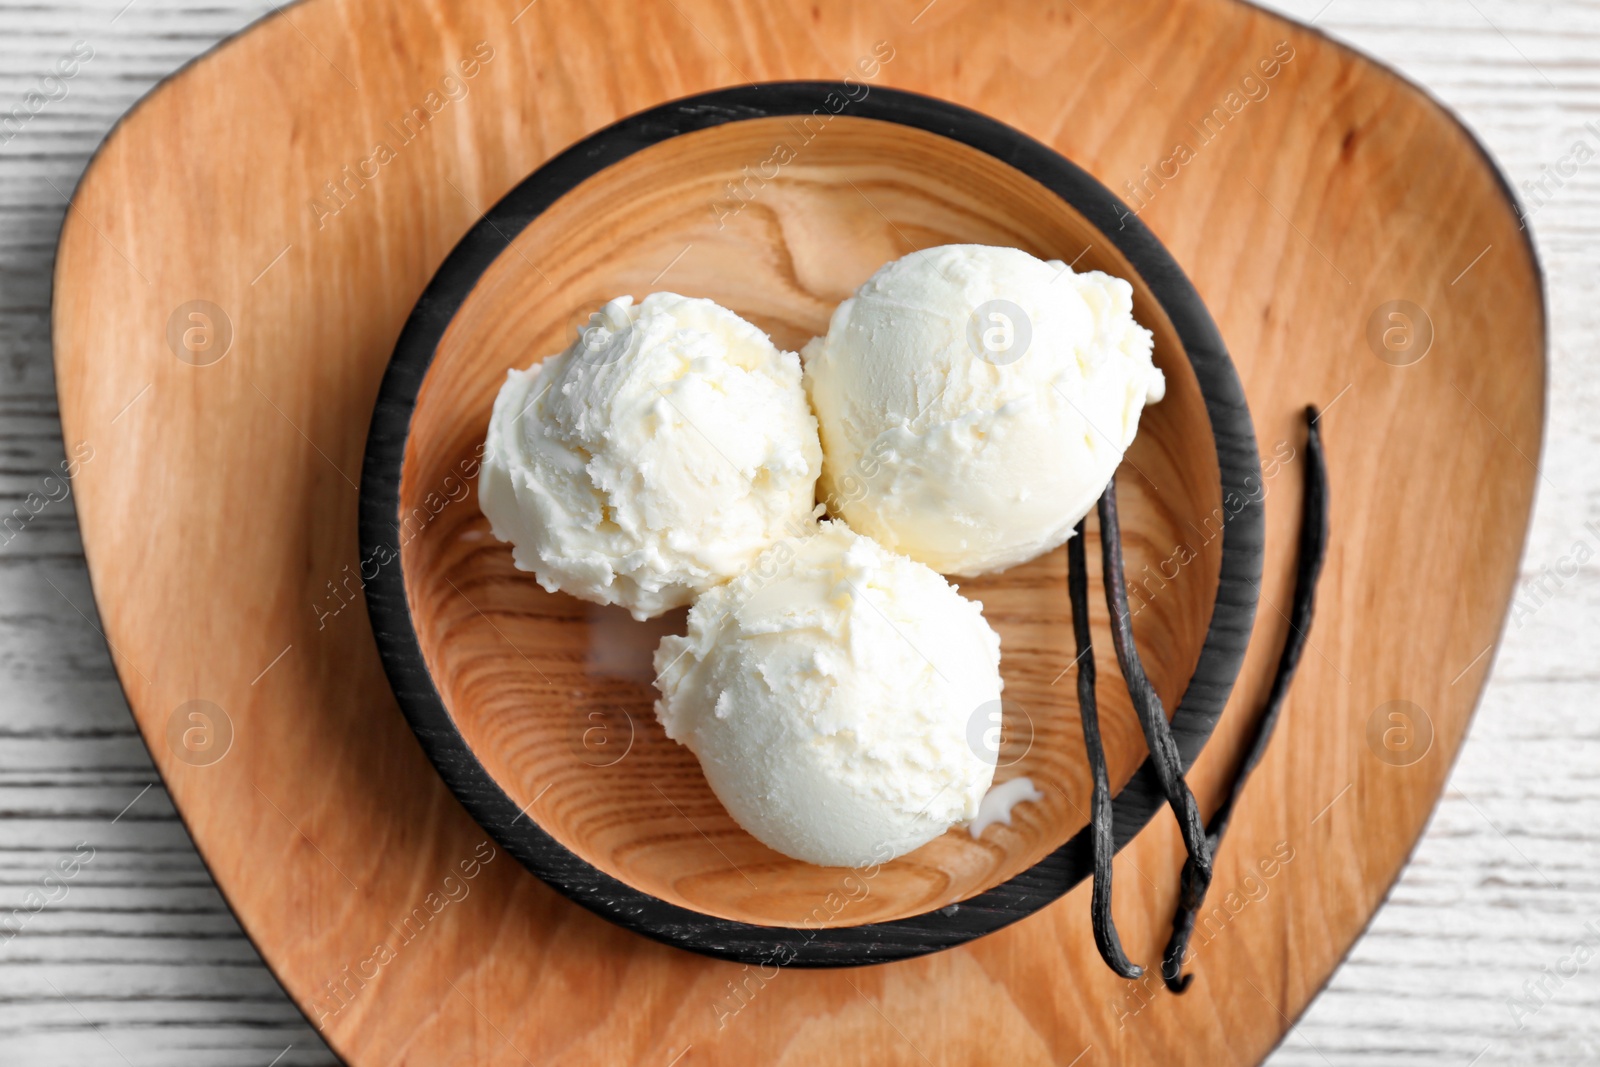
[479,293,822,620]
[802,244,1166,576]
[653,521,1002,867]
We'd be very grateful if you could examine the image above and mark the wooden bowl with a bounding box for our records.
[359,82,1263,966]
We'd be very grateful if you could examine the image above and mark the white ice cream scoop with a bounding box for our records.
[479,292,822,620]
[653,520,1002,868]
[801,244,1165,576]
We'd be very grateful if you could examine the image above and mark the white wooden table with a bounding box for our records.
[1,1,1592,1063]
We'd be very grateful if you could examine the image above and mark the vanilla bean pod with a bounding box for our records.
[1161,406,1329,992]
[1068,520,1142,979]
[1097,478,1215,954]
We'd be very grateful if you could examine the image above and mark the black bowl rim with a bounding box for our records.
[359,81,1264,968]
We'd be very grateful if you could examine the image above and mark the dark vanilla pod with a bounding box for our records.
[1096,477,1216,944]
[1075,407,1328,987]
[1160,405,1329,991]
[1067,522,1142,979]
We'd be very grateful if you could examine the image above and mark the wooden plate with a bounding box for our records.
[51,0,1543,1063]
[361,81,1264,964]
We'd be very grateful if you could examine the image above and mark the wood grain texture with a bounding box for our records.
[1,4,333,1063]
[49,0,1544,1063]
[3,0,1589,1065]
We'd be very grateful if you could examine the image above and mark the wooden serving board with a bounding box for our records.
[51,0,1543,1064]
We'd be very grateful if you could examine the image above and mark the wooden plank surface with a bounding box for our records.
[0,0,1591,1064]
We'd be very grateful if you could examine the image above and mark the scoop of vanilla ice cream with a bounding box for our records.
[653,520,1002,867]
[479,293,822,620]
[802,244,1165,577]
